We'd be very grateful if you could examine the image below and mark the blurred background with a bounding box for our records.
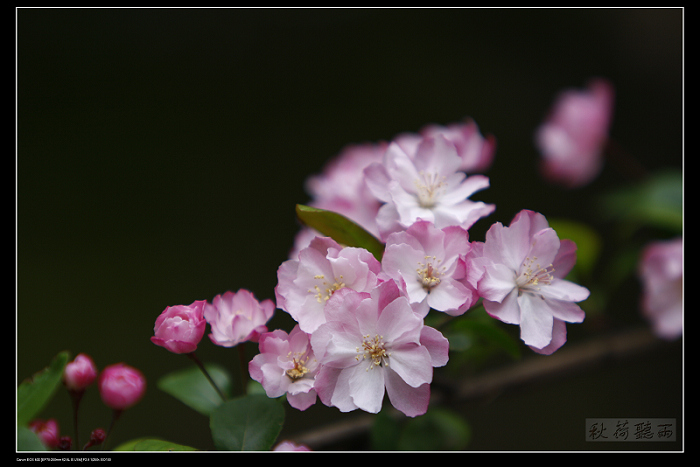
[17,8,682,451]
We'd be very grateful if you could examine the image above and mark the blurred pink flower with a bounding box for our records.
[276,236,381,334]
[364,134,495,240]
[535,78,614,188]
[98,363,146,411]
[639,237,683,340]
[310,281,448,417]
[204,290,274,347]
[151,300,207,354]
[273,440,312,451]
[63,353,98,392]
[469,210,589,354]
[249,325,319,411]
[381,220,476,316]
[28,419,60,449]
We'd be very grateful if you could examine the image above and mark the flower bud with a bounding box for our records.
[28,419,60,449]
[63,353,98,392]
[98,363,146,411]
[151,300,207,354]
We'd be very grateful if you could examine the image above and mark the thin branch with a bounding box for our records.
[290,326,668,449]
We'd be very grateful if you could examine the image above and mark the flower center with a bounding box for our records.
[310,274,345,304]
[414,171,447,208]
[417,256,444,291]
[285,352,311,381]
[516,256,555,295]
[356,334,391,370]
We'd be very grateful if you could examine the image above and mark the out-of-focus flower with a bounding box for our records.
[273,440,312,451]
[98,363,146,411]
[364,134,494,240]
[381,220,476,316]
[28,419,60,449]
[396,118,496,174]
[204,290,275,347]
[468,209,589,354]
[63,353,98,392]
[249,325,319,411]
[639,237,683,340]
[276,236,381,334]
[151,300,207,354]
[535,78,614,188]
[310,280,448,417]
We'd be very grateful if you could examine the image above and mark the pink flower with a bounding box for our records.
[151,300,207,354]
[273,440,312,451]
[204,290,275,347]
[396,118,496,174]
[469,210,589,354]
[638,237,683,340]
[535,78,614,188]
[310,280,449,417]
[249,325,319,411]
[381,220,476,316]
[28,419,60,449]
[364,134,495,240]
[98,363,146,411]
[275,236,381,334]
[63,353,98,392]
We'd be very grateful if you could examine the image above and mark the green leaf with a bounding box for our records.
[113,438,198,451]
[157,363,232,416]
[17,426,48,451]
[600,169,683,234]
[397,408,471,451]
[295,204,385,261]
[547,218,602,279]
[17,351,70,427]
[449,308,521,360]
[209,394,285,451]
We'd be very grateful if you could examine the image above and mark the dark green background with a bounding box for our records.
[17,8,682,451]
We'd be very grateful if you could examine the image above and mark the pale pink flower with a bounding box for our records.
[638,237,683,340]
[249,325,319,411]
[151,300,207,354]
[396,118,496,173]
[275,236,381,334]
[364,134,495,240]
[63,353,98,392]
[204,290,275,347]
[28,419,60,449]
[273,440,312,451]
[535,78,614,188]
[310,280,449,417]
[381,220,476,316]
[98,363,146,411]
[468,210,589,354]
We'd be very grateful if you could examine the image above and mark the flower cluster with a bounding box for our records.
[247,118,589,418]
[150,117,591,420]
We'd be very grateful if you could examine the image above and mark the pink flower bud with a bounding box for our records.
[63,353,98,391]
[151,300,207,354]
[28,419,60,449]
[98,363,146,411]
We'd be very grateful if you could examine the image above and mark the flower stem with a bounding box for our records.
[68,390,84,450]
[237,344,248,396]
[187,352,227,402]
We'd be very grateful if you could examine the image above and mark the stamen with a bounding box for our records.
[355,334,391,371]
[285,352,311,381]
[516,256,555,296]
[414,171,447,208]
[416,255,444,291]
[308,275,346,303]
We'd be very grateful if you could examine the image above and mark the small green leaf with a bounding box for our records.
[295,204,385,261]
[17,426,48,451]
[157,363,232,416]
[397,408,471,451]
[209,394,285,451]
[113,438,198,451]
[17,351,70,427]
